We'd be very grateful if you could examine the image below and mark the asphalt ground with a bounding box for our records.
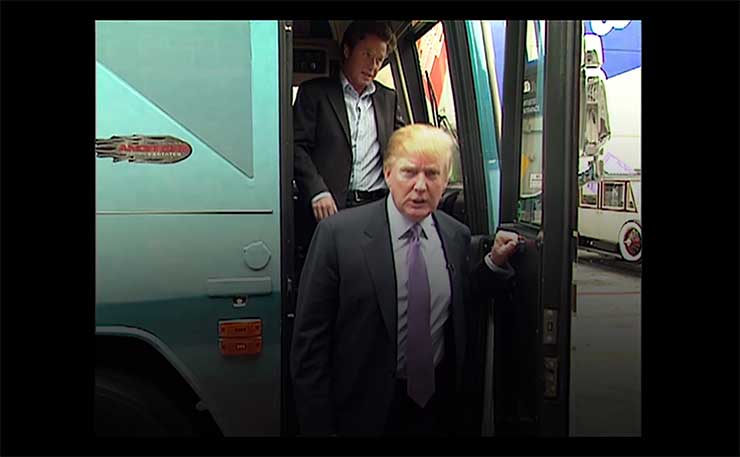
[569,249,642,436]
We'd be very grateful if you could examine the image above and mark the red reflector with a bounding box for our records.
[219,337,262,356]
[218,319,262,338]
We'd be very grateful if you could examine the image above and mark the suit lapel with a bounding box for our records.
[371,90,388,154]
[432,212,466,379]
[327,79,351,147]
[361,200,397,348]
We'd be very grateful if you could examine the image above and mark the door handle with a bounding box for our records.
[207,277,272,297]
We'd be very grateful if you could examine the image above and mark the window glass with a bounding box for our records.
[517,20,546,224]
[525,21,539,62]
[580,181,598,207]
[374,62,395,89]
[415,22,462,185]
[627,183,635,210]
[292,86,299,105]
[630,182,641,210]
[602,182,625,209]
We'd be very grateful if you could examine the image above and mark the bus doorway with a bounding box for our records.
[95,19,585,438]
[284,19,586,437]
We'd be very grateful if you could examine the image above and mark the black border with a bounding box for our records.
[1,1,738,456]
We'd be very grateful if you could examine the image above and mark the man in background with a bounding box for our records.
[293,21,406,261]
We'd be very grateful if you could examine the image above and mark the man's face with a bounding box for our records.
[342,34,387,93]
[385,150,449,223]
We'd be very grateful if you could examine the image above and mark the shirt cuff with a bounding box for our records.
[484,253,515,280]
[311,191,332,204]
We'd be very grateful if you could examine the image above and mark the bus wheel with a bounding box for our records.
[95,369,197,436]
[618,221,642,263]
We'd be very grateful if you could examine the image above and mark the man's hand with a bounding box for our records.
[490,230,520,267]
[312,195,338,222]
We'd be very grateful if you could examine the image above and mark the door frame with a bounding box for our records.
[444,20,490,234]
[539,20,581,436]
[496,20,581,436]
[278,19,298,437]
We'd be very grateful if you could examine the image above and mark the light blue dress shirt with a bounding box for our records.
[385,196,515,376]
[311,72,386,205]
[341,72,386,193]
[387,195,450,375]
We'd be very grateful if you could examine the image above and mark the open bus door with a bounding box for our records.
[281,19,581,437]
[491,20,582,436]
[391,20,581,436]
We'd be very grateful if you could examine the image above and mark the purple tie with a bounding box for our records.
[406,223,435,408]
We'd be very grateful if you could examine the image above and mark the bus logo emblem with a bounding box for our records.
[95,135,192,164]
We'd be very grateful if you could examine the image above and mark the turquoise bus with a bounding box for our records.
[95,20,591,436]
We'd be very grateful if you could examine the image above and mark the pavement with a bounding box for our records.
[569,249,642,436]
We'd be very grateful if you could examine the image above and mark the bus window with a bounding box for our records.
[374,62,395,89]
[517,20,546,225]
[414,22,462,185]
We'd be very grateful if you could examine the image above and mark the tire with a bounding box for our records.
[95,369,197,436]
[618,220,642,263]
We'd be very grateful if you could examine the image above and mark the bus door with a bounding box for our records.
[395,19,581,436]
[490,20,582,436]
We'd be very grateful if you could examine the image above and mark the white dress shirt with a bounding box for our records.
[312,72,386,204]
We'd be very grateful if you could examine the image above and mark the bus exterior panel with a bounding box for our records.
[95,20,282,436]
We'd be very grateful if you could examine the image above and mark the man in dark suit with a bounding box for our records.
[293,21,406,257]
[290,124,520,436]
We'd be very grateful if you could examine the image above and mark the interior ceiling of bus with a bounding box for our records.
[293,20,409,43]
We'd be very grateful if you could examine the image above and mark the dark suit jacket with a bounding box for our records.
[293,76,406,208]
[290,198,513,436]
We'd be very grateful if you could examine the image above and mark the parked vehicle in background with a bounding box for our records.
[578,174,641,262]
[576,20,641,263]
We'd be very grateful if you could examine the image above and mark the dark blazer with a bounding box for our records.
[293,76,406,208]
[290,198,513,436]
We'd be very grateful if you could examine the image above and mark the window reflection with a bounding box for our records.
[580,180,598,207]
[517,20,546,225]
[415,21,462,184]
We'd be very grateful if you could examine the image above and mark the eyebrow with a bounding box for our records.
[400,164,440,172]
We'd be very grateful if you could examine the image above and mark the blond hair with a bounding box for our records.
[384,124,457,179]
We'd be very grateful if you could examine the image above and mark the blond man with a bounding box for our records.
[291,124,519,436]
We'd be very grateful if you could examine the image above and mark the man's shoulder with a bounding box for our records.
[298,76,338,92]
[319,199,385,232]
[434,209,471,236]
[373,80,396,97]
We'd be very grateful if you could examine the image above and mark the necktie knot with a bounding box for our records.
[407,223,425,243]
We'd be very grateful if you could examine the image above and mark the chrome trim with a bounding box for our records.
[96,209,274,215]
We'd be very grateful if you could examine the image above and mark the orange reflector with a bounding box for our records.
[218,319,262,338]
[219,337,262,356]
